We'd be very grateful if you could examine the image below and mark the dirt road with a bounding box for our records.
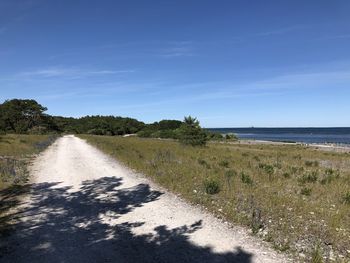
[0,135,289,263]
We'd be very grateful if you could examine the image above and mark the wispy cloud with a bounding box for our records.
[229,25,310,43]
[19,68,135,78]
[320,34,350,40]
[160,41,194,58]
[120,67,350,108]
[256,25,308,37]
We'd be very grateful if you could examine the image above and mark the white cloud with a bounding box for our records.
[320,34,350,40]
[160,41,194,58]
[256,25,309,37]
[19,68,134,78]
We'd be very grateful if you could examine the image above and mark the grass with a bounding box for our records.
[79,135,350,261]
[0,134,58,239]
[0,134,58,188]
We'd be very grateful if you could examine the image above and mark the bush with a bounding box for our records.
[342,192,350,205]
[207,132,224,141]
[225,169,237,178]
[225,133,237,140]
[241,172,253,185]
[259,163,274,175]
[305,160,319,167]
[300,187,312,196]
[137,130,153,138]
[179,116,207,146]
[298,171,318,184]
[204,179,220,194]
[320,169,339,185]
[282,172,290,178]
[218,160,229,168]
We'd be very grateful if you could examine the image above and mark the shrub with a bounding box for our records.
[342,192,350,205]
[204,179,220,194]
[320,169,339,185]
[289,166,304,175]
[179,116,207,146]
[157,129,179,139]
[241,172,253,185]
[225,133,237,140]
[300,187,312,196]
[218,160,229,168]
[225,169,237,178]
[259,163,274,175]
[298,171,318,184]
[326,168,339,178]
[207,132,224,141]
[137,130,153,138]
[282,172,290,178]
[305,160,319,167]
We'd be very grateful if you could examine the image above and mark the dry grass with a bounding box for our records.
[80,135,350,262]
[0,134,59,238]
[0,134,58,188]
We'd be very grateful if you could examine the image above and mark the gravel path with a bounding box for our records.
[0,135,290,263]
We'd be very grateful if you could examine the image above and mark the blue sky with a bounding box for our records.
[1,0,350,127]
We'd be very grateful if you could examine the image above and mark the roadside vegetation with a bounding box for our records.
[80,135,350,262]
[0,134,57,229]
[0,134,58,242]
[0,134,58,188]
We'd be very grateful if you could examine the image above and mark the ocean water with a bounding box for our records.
[207,127,350,145]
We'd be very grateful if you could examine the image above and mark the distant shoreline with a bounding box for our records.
[232,139,350,153]
[207,127,350,146]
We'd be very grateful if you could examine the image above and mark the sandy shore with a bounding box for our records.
[233,139,350,153]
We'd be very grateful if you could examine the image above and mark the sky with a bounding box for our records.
[1,0,350,127]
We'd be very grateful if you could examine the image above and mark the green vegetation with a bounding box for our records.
[1,99,229,142]
[343,192,350,205]
[137,119,182,139]
[0,134,58,188]
[80,135,350,261]
[204,178,220,194]
[311,245,323,263]
[178,116,208,146]
[0,99,57,134]
[53,115,145,135]
[0,134,57,237]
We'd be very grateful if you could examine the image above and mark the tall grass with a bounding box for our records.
[0,134,58,188]
[80,135,350,261]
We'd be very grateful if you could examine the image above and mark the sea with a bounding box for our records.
[207,127,350,145]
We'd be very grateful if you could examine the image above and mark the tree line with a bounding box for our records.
[0,99,236,146]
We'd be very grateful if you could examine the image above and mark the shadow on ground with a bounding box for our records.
[0,176,253,263]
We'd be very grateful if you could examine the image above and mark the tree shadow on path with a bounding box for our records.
[0,176,253,263]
